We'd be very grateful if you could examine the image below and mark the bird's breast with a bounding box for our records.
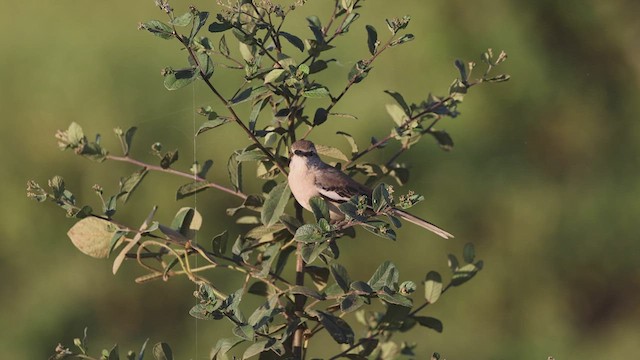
[288,157,319,211]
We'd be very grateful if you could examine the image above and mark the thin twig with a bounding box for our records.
[105,154,247,200]
[344,96,453,167]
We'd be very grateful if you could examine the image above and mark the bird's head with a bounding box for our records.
[290,140,318,160]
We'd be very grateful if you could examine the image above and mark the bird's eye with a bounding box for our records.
[294,150,303,156]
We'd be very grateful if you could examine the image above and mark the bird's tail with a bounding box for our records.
[392,209,454,239]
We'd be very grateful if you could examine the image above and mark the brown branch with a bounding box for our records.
[302,30,396,140]
[344,96,454,167]
[106,154,247,200]
[292,202,306,360]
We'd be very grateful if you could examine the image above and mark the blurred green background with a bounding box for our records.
[4,0,640,358]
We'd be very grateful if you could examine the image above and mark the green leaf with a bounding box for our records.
[160,150,179,169]
[249,97,268,132]
[264,69,286,84]
[164,68,197,90]
[384,90,411,116]
[463,242,475,263]
[141,20,173,40]
[274,246,295,277]
[176,181,209,200]
[350,281,374,295]
[413,316,443,333]
[454,59,467,81]
[313,107,328,126]
[248,282,268,296]
[170,207,202,236]
[340,293,365,313]
[170,12,193,26]
[219,34,230,56]
[230,86,266,105]
[211,230,229,255]
[309,196,330,221]
[451,261,483,286]
[302,85,331,98]
[341,12,360,33]
[337,202,367,222]
[122,126,137,156]
[290,286,325,300]
[347,60,370,83]
[242,340,273,359]
[306,265,330,290]
[232,324,255,341]
[256,243,280,278]
[227,152,242,192]
[245,224,285,241]
[189,11,209,40]
[118,168,148,203]
[314,310,354,345]
[337,131,359,155]
[390,33,415,46]
[197,118,231,135]
[385,103,409,126]
[280,31,304,52]
[430,130,454,151]
[380,303,411,325]
[197,159,213,179]
[208,21,232,33]
[67,217,117,259]
[309,59,330,74]
[279,214,302,235]
[306,16,324,43]
[372,183,391,212]
[368,261,398,291]
[248,295,281,329]
[152,342,173,360]
[260,181,291,227]
[294,224,323,243]
[195,52,214,79]
[447,254,459,271]
[315,144,348,162]
[378,291,413,307]
[300,241,328,264]
[211,338,244,360]
[366,24,378,55]
[330,262,351,292]
[423,271,442,304]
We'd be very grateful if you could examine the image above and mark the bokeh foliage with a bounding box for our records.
[4,0,640,359]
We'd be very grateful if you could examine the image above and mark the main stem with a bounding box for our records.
[292,202,306,359]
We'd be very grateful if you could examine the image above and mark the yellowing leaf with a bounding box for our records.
[67,217,119,259]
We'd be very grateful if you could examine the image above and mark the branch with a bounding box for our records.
[182,42,289,176]
[164,14,289,176]
[105,154,247,200]
[344,96,453,167]
[302,30,397,139]
[292,202,306,360]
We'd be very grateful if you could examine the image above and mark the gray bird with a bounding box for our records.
[287,140,453,239]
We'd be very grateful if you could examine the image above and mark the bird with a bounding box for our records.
[287,139,453,239]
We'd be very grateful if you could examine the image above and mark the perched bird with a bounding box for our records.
[287,140,453,239]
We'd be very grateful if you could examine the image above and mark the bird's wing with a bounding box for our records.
[314,165,371,203]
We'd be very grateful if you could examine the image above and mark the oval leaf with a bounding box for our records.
[261,181,291,227]
[424,271,443,304]
[67,217,117,259]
